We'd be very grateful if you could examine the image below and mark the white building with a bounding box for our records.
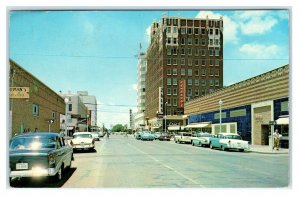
[77,91,97,126]
[134,52,147,130]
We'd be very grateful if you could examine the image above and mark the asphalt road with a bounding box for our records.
[10,134,290,188]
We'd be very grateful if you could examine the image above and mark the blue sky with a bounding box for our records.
[9,9,289,128]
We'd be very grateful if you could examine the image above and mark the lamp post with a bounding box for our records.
[165,102,168,133]
[219,99,223,133]
[64,98,69,136]
[86,114,89,132]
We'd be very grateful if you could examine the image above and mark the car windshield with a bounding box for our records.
[10,137,56,150]
[73,134,92,139]
[225,135,242,140]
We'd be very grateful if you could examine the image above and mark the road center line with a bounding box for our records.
[127,142,204,187]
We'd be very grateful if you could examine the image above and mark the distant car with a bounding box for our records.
[98,131,105,137]
[140,132,155,141]
[158,133,172,141]
[209,133,249,152]
[174,132,192,144]
[70,132,95,151]
[90,132,100,141]
[191,132,214,147]
[134,132,142,140]
[9,132,73,183]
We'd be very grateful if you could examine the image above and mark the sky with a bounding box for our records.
[8,9,289,128]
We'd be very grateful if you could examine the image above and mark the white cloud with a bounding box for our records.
[195,11,239,44]
[239,43,280,58]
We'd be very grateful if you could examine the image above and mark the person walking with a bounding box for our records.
[273,129,280,150]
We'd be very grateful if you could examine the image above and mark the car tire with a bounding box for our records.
[221,146,227,151]
[50,165,63,183]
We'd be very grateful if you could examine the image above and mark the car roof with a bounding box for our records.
[13,132,60,138]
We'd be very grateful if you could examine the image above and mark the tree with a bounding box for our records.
[111,124,124,133]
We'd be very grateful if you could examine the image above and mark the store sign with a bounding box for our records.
[9,87,30,99]
[179,80,186,108]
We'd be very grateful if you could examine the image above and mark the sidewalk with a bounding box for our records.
[249,145,289,154]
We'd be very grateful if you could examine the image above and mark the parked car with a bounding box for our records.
[158,133,172,141]
[70,132,95,151]
[134,131,142,140]
[98,131,105,137]
[90,131,100,141]
[154,132,161,140]
[191,132,214,147]
[209,133,249,152]
[174,132,192,144]
[140,131,155,141]
[9,132,73,183]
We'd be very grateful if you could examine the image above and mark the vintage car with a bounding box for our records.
[191,132,214,147]
[158,133,172,141]
[134,131,142,140]
[154,132,161,140]
[174,132,192,144]
[70,132,95,151]
[90,131,100,141]
[140,131,155,141]
[209,133,249,152]
[9,132,73,182]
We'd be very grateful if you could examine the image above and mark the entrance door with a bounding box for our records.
[261,125,269,145]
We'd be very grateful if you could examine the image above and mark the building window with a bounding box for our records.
[187,88,192,96]
[167,78,172,85]
[215,29,219,35]
[201,38,206,46]
[195,28,199,35]
[215,48,220,56]
[68,104,72,112]
[209,29,213,35]
[188,27,192,34]
[167,87,171,95]
[210,68,214,76]
[209,79,214,86]
[215,69,219,76]
[173,58,177,65]
[209,48,214,56]
[188,59,192,66]
[173,88,178,95]
[195,88,199,96]
[195,69,199,76]
[215,79,220,86]
[188,78,193,85]
[167,58,172,65]
[209,59,213,66]
[188,69,192,76]
[167,98,171,106]
[173,68,177,75]
[215,59,219,66]
[167,37,171,44]
[173,98,178,106]
[181,27,186,34]
[195,38,199,46]
[188,48,192,56]
[181,48,185,55]
[181,58,185,66]
[195,59,199,66]
[172,48,177,55]
[181,38,185,45]
[215,39,219,45]
[195,48,199,56]
[188,37,192,45]
[167,68,172,75]
[201,28,206,35]
[173,26,177,33]
[201,49,206,56]
[173,38,177,45]
[202,88,206,96]
[202,59,206,66]
[173,78,178,85]
[167,26,171,33]
[167,48,172,55]
[32,104,39,116]
[201,79,206,86]
[202,69,206,76]
[210,39,213,45]
[181,68,185,76]
[52,111,56,119]
[195,79,199,86]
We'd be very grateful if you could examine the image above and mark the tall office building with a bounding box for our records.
[145,15,224,131]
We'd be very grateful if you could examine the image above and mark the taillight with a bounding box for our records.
[48,154,55,165]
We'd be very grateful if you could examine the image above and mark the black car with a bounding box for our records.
[9,132,73,183]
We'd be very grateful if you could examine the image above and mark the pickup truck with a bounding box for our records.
[9,132,73,183]
[174,132,192,144]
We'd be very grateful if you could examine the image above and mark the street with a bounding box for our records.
[10,134,289,188]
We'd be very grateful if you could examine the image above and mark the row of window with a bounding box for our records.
[167,37,220,46]
[167,68,220,77]
[32,104,56,119]
[167,58,220,67]
[166,26,220,36]
[166,78,220,87]
[166,47,220,57]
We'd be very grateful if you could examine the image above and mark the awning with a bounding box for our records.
[168,126,181,131]
[276,117,289,125]
[185,122,211,128]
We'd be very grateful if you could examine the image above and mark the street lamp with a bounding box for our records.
[86,114,89,132]
[219,99,223,133]
[165,102,168,133]
[64,98,69,136]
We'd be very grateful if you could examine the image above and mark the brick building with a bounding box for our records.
[9,59,65,138]
[145,15,224,131]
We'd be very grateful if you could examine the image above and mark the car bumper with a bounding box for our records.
[72,144,94,149]
[10,167,57,178]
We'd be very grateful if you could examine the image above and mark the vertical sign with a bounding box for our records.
[158,87,163,114]
[179,80,186,108]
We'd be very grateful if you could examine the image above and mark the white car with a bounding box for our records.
[70,132,95,151]
[210,133,249,152]
[191,132,214,147]
[90,132,100,141]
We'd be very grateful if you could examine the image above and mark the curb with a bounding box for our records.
[249,150,289,154]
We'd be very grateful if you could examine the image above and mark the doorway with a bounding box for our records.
[261,124,269,145]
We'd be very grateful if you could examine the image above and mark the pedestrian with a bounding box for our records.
[34,128,38,132]
[27,128,31,133]
[273,129,280,150]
